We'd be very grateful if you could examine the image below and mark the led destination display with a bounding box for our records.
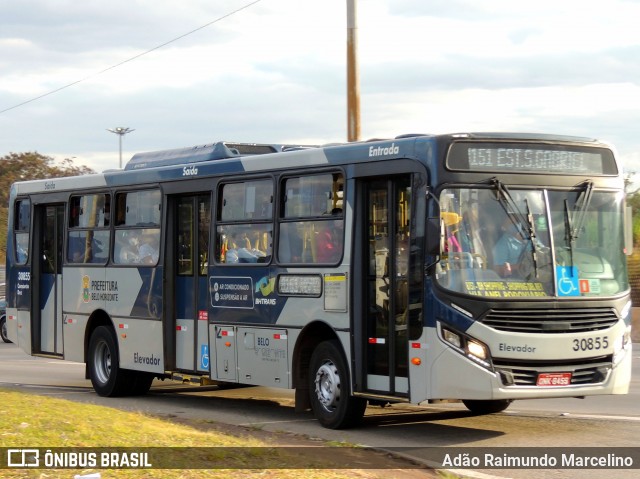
[447,142,617,175]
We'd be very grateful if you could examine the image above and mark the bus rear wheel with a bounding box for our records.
[309,340,367,429]
[88,326,130,397]
[462,399,512,414]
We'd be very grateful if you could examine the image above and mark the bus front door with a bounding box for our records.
[362,177,411,396]
[33,204,64,356]
[174,195,211,372]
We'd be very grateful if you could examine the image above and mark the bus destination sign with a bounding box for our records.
[447,142,617,175]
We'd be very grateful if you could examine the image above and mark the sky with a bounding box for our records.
[2,0,640,175]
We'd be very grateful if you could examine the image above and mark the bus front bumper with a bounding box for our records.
[423,339,632,402]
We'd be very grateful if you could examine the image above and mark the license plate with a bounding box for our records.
[536,372,572,386]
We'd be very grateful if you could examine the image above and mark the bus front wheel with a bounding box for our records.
[309,340,367,429]
[462,399,512,414]
[88,326,130,397]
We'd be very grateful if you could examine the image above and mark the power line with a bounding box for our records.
[0,0,263,115]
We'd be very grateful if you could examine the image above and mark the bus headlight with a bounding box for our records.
[468,340,488,361]
[613,326,631,366]
[442,328,462,348]
[440,325,491,369]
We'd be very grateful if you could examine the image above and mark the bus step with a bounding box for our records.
[170,373,217,386]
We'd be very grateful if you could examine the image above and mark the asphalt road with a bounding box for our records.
[1,342,639,479]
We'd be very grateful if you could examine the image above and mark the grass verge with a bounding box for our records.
[0,389,446,479]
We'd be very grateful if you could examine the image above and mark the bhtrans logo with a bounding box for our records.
[368,142,400,157]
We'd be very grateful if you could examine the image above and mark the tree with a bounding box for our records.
[0,152,95,262]
[624,173,640,247]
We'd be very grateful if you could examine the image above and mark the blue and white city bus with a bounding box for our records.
[5,133,632,429]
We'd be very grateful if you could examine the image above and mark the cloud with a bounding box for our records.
[1,0,640,176]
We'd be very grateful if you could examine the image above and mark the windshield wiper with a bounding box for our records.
[564,180,594,269]
[523,198,540,278]
[569,180,594,243]
[491,178,540,278]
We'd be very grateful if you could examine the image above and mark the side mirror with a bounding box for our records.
[426,217,444,255]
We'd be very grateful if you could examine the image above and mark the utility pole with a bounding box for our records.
[107,127,135,169]
[347,0,360,142]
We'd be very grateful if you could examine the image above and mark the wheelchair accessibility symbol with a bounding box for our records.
[556,266,580,296]
[201,344,210,370]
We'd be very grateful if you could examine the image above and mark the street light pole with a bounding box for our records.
[107,127,135,169]
[346,0,360,142]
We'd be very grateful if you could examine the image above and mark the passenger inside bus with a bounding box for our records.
[222,229,269,263]
[315,208,343,263]
[138,232,159,264]
[493,216,529,277]
[115,229,159,265]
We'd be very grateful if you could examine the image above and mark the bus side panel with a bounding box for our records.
[211,325,237,382]
[63,267,107,314]
[408,327,432,404]
[15,309,32,354]
[107,266,164,373]
[118,319,165,373]
[7,266,32,349]
[63,314,89,363]
[5,308,18,344]
[236,327,290,387]
[62,266,164,372]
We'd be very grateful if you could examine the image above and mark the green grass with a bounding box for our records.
[0,389,396,479]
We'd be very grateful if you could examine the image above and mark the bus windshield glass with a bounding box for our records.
[436,187,629,299]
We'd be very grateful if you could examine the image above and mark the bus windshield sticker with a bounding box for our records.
[464,280,548,298]
[210,276,255,309]
[324,273,348,311]
[556,266,581,297]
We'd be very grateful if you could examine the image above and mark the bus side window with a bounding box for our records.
[14,199,31,264]
[113,190,161,266]
[278,173,344,264]
[67,194,110,264]
[217,179,273,265]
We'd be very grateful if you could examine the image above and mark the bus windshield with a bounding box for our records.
[436,186,629,299]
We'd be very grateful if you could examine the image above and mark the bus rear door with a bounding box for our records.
[173,195,211,372]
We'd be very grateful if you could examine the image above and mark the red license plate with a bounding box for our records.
[536,372,572,386]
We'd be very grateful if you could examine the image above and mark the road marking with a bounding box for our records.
[506,410,640,422]
[238,418,318,426]
[0,382,91,392]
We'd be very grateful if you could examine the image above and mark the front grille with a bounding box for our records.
[481,308,618,334]
[493,357,612,386]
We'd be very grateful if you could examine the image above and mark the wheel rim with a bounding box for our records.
[314,359,341,412]
[1,321,7,340]
[93,340,112,385]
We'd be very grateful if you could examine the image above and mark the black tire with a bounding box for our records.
[0,316,11,343]
[462,399,512,414]
[128,371,154,396]
[308,340,367,429]
[88,326,131,397]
